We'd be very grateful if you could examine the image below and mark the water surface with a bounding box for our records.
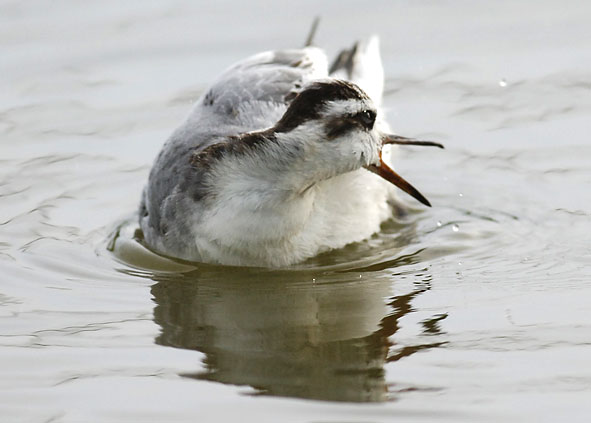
[1,1,591,421]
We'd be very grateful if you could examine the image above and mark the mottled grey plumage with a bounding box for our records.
[139,36,420,267]
[140,47,334,259]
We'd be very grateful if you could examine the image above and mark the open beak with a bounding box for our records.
[364,134,444,207]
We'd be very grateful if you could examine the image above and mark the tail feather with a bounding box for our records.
[303,17,321,47]
[329,36,384,105]
[328,42,358,77]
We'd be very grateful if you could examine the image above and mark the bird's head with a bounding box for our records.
[273,80,443,206]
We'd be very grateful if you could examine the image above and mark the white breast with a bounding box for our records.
[185,166,395,267]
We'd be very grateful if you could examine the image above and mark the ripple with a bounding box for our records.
[2,4,591,416]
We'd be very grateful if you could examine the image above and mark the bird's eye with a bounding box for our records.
[355,109,376,129]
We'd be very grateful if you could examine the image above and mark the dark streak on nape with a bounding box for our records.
[274,80,369,133]
[325,117,357,140]
[190,129,277,169]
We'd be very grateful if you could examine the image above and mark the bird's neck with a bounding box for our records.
[199,133,318,257]
[206,126,331,199]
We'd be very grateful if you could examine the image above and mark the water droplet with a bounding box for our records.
[452,224,459,232]
[436,221,442,227]
[312,278,316,283]
[458,261,462,266]
[499,78,507,87]
[458,193,463,198]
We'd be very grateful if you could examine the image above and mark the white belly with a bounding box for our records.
[188,169,395,267]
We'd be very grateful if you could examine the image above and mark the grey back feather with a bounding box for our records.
[140,47,329,250]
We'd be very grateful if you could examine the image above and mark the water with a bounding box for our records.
[1,1,591,421]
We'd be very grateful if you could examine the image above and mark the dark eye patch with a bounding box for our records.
[325,117,355,139]
[324,109,376,139]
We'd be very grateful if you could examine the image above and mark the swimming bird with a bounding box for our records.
[139,35,442,267]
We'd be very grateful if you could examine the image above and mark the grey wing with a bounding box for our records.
[139,47,329,255]
[185,47,329,135]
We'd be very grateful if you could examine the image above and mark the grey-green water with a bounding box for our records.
[1,1,591,421]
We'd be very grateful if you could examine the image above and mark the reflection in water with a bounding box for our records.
[150,267,444,402]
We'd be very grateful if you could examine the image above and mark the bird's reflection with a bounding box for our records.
[150,266,443,402]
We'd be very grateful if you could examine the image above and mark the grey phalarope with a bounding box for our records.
[139,29,443,267]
